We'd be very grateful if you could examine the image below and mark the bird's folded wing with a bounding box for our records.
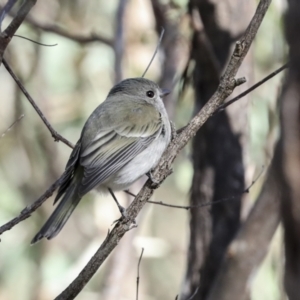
[54,140,82,204]
[78,105,162,195]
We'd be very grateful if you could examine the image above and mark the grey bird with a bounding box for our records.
[31,78,171,244]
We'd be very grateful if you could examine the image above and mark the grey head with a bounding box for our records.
[107,78,170,108]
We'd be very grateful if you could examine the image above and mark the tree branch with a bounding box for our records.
[2,58,74,149]
[0,176,64,235]
[216,63,289,113]
[14,13,113,46]
[0,0,37,63]
[146,169,263,210]
[54,1,272,299]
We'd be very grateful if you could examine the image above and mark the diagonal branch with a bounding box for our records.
[54,1,272,299]
[2,58,74,149]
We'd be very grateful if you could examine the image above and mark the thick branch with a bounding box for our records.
[54,1,271,299]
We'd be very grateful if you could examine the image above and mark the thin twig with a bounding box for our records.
[216,63,289,113]
[53,1,271,299]
[0,176,63,235]
[147,167,264,210]
[0,114,24,139]
[2,58,74,149]
[142,28,165,78]
[14,34,58,46]
[136,248,144,300]
[176,63,288,133]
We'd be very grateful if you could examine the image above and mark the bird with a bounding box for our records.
[31,77,171,244]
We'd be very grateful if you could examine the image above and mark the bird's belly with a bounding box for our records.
[106,136,169,191]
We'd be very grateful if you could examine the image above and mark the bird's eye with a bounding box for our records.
[146,90,155,98]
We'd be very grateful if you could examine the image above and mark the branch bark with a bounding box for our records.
[53,1,271,298]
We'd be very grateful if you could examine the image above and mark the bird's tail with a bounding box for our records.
[31,182,81,244]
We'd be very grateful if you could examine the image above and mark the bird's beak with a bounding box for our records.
[160,88,171,97]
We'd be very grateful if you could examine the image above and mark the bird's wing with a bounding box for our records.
[78,101,162,195]
[54,140,82,204]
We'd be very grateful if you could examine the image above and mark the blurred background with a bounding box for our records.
[0,0,288,299]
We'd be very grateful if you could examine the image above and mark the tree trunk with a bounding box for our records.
[181,0,255,299]
[281,1,300,298]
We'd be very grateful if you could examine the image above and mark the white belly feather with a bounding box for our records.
[104,127,170,191]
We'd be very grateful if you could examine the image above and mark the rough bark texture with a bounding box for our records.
[206,144,282,300]
[281,0,300,298]
[181,1,254,299]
